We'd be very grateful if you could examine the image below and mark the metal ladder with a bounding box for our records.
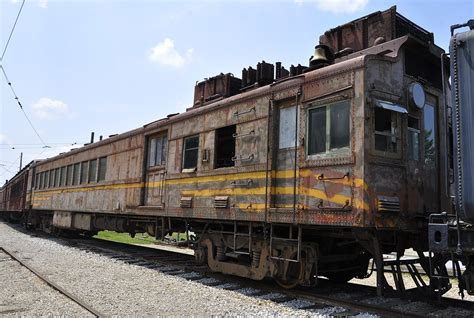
[233,221,252,255]
[270,224,302,263]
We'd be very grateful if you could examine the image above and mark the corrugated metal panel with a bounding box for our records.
[451,27,474,223]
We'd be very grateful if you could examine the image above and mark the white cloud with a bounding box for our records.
[38,0,48,9]
[32,97,69,119]
[0,133,10,144]
[148,38,193,68]
[296,0,368,14]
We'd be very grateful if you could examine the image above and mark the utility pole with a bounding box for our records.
[19,152,23,171]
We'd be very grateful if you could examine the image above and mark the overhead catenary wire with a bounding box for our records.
[0,0,26,62]
[1,65,48,147]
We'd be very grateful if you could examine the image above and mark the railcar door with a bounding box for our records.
[144,133,168,207]
[270,100,300,211]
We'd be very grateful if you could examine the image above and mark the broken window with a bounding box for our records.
[80,161,89,184]
[183,135,199,171]
[408,116,420,161]
[279,106,298,149]
[308,100,350,155]
[215,125,236,168]
[148,134,168,167]
[374,108,398,153]
[98,157,107,181]
[89,159,97,183]
[73,163,80,185]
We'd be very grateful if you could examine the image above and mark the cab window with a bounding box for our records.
[148,134,168,167]
[183,135,199,171]
[308,100,350,156]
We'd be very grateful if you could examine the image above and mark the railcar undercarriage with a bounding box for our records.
[8,210,458,297]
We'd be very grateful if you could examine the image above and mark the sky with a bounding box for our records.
[1,0,473,181]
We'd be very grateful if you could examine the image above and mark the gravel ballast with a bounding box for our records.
[0,222,376,317]
[0,249,92,317]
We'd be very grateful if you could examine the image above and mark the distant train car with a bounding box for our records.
[1,7,462,295]
[0,161,36,222]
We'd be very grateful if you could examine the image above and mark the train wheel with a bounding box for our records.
[274,251,305,289]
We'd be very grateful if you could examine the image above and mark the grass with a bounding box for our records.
[94,231,157,245]
[94,230,193,245]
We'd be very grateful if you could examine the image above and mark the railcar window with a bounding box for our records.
[73,163,80,185]
[408,116,420,161]
[55,168,60,187]
[35,173,39,189]
[148,134,168,167]
[51,169,55,187]
[279,106,298,149]
[66,165,73,186]
[45,171,50,188]
[374,108,398,153]
[183,135,199,170]
[98,157,107,181]
[60,166,66,186]
[89,159,97,183]
[308,100,350,155]
[424,104,436,166]
[80,161,89,184]
[215,125,236,168]
[40,172,44,189]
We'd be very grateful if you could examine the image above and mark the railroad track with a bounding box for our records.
[0,246,105,317]
[4,221,473,317]
[60,236,474,317]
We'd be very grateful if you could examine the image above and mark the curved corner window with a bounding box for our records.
[308,100,350,156]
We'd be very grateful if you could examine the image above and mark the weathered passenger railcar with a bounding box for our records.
[0,161,35,221]
[2,7,457,293]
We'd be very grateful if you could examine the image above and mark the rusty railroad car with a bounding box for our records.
[2,7,464,294]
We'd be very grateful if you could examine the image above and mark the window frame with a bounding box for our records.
[214,125,236,169]
[60,166,66,187]
[98,157,107,182]
[182,135,200,171]
[80,161,89,184]
[408,115,420,161]
[72,163,80,185]
[66,165,73,186]
[278,105,300,150]
[306,99,351,159]
[148,134,168,168]
[88,159,98,183]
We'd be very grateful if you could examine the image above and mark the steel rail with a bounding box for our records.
[6,222,472,318]
[0,247,105,318]
[72,237,461,318]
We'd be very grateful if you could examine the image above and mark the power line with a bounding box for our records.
[0,154,22,179]
[1,0,26,62]
[1,65,48,147]
[0,142,81,146]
